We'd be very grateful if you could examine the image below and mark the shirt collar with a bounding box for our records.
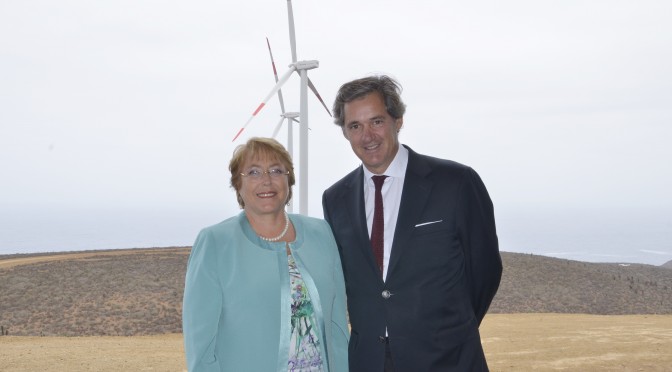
[362,144,409,181]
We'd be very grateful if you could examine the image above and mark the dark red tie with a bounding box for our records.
[371,175,388,277]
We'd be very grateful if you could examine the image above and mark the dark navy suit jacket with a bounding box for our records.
[322,145,502,372]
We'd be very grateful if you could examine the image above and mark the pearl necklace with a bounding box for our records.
[258,211,290,242]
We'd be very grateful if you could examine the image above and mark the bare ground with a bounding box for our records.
[1,249,671,370]
[1,314,671,371]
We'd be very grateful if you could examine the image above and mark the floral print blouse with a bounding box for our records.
[288,253,324,371]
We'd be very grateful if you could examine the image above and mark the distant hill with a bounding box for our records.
[662,259,672,269]
[0,248,670,336]
[489,252,672,314]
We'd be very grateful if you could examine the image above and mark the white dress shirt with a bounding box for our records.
[363,145,408,282]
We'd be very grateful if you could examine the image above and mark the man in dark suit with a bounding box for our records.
[322,75,502,372]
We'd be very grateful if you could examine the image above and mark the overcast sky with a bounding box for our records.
[2,1,671,225]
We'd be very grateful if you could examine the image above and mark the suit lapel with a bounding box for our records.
[338,167,381,275]
[387,148,433,277]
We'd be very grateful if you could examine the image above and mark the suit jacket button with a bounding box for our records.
[381,290,391,299]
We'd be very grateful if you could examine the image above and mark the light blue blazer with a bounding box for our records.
[183,212,349,371]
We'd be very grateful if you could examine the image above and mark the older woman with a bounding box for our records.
[183,137,349,372]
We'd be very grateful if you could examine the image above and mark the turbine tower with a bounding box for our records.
[266,37,299,213]
[232,0,331,215]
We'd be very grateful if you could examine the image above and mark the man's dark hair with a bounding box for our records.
[332,75,406,127]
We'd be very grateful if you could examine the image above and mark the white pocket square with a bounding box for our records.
[415,220,443,227]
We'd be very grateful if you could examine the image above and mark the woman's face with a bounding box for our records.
[238,154,290,218]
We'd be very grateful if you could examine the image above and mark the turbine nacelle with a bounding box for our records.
[282,112,300,120]
[292,60,319,70]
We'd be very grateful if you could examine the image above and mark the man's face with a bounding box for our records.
[342,92,403,174]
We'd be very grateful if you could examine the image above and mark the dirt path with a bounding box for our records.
[1,314,670,371]
[0,248,189,269]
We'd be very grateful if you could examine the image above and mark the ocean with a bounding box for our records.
[495,205,672,266]
[1,205,670,266]
[0,205,225,255]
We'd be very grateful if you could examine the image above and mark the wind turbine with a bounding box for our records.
[266,36,299,212]
[232,0,331,215]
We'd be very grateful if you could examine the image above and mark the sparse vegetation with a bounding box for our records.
[0,249,670,337]
[0,248,188,336]
[489,253,672,314]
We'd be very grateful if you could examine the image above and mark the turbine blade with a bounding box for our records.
[232,127,245,142]
[286,0,298,63]
[272,117,285,139]
[266,37,279,79]
[259,67,294,113]
[266,37,287,113]
[307,78,332,116]
[277,89,287,115]
[232,66,296,142]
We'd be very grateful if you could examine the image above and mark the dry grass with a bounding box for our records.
[1,314,671,371]
[481,314,672,371]
[0,334,187,372]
